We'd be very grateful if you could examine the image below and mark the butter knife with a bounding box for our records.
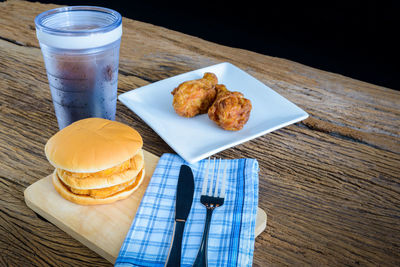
[165,164,195,267]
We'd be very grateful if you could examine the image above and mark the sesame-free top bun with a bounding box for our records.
[45,118,143,173]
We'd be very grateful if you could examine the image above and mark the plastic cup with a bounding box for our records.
[35,6,122,129]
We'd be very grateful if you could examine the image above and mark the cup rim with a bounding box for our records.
[35,6,122,36]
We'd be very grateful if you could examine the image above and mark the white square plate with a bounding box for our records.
[118,62,308,163]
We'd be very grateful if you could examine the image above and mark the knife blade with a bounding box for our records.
[165,164,195,267]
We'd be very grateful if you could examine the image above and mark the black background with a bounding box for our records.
[28,0,399,89]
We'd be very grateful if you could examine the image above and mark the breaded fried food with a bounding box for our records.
[208,84,252,131]
[45,118,146,205]
[171,72,218,117]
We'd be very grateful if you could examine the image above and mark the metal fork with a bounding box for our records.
[193,158,227,267]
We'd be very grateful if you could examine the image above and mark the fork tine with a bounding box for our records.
[201,157,210,195]
[220,160,227,198]
[207,158,216,196]
[213,158,221,197]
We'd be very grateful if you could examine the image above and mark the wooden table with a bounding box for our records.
[1,1,399,266]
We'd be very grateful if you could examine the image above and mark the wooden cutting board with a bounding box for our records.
[24,150,267,264]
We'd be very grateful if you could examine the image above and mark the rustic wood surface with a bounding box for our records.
[0,0,399,266]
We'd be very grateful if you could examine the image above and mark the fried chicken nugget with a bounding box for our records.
[171,72,218,117]
[208,84,252,131]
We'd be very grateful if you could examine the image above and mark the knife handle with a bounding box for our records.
[165,220,186,267]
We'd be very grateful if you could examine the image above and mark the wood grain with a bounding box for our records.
[0,0,399,266]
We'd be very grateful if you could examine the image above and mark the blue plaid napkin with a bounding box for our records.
[115,153,259,267]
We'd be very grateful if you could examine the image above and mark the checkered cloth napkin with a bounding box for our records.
[115,153,259,267]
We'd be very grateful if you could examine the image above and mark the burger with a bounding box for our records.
[45,118,145,205]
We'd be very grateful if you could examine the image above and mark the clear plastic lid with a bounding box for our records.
[35,6,122,49]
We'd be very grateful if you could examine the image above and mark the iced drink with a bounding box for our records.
[35,6,122,129]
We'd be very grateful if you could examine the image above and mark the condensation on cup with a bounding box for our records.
[35,6,122,129]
